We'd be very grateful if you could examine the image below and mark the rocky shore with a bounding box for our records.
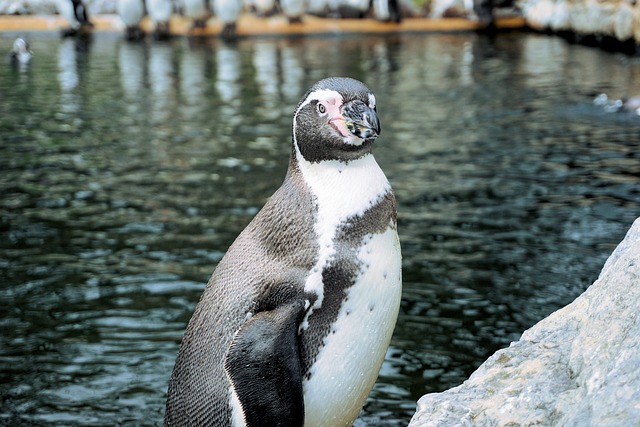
[518,0,640,53]
[410,217,640,426]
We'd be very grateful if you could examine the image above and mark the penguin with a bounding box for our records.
[116,0,146,40]
[180,0,210,28]
[211,0,243,37]
[306,0,329,16]
[372,0,402,22]
[280,0,305,23]
[335,0,370,19]
[250,0,277,17]
[164,76,402,427]
[55,0,93,37]
[146,0,173,39]
[9,38,32,67]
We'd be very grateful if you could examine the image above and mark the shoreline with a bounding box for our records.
[0,14,526,36]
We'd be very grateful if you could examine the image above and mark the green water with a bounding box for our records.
[1,31,639,426]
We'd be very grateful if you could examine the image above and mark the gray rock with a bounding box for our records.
[410,217,640,427]
[517,0,640,44]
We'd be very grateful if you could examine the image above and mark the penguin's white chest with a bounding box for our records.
[296,153,402,426]
[303,226,402,426]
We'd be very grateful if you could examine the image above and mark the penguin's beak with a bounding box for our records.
[341,100,381,140]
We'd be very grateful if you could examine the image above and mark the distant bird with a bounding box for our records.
[117,0,146,40]
[56,0,93,37]
[280,0,305,23]
[211,0,243,36]
[549,0,570,32]
[9,38,32,66]
[335,0,370,18]
[520,0,552,30]
[593,93,640,116]
[307,0,329,16]
[372,0,402,22]
[181,0,210,27]
[164,77,401,427]
[613,2,634,42]
[146,0,173,38]
[250,0,277,16]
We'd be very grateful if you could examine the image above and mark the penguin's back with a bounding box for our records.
[165,171,318,426]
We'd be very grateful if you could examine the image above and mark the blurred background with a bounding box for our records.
[1,11,640,426]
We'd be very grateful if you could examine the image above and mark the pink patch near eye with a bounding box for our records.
[329,118,351,137]
[322,97,349,137]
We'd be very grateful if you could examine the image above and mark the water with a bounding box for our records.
[1,31,639,426]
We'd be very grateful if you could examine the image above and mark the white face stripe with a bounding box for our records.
[296,88,343,113]
[368,93,376,109]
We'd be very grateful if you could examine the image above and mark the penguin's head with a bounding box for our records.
[292,77,380,163]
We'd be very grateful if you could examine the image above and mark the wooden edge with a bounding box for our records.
[0,13,526,36]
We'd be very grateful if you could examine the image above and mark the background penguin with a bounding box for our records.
[116,0,146,40]
[335,0,370,18]
[280,0,305,23]
[164,76,402,427]
[146,0,173,39]
[372,0,402,22]
[71,0,92,27]
[210,0,243,37]
[249,0,277,17]
[307,0,329,16]
[180,0,210,28]
[55,0,93,37]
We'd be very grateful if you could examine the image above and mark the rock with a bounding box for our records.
[410,217,640,427]
[518,0,640,45]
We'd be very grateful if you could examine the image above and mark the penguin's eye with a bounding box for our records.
[317,103,326,114]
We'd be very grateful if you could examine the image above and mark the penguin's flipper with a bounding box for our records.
[224,297,306,427]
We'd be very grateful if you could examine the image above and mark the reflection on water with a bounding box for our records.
[119,42,145,99]
[57,38,80,114]
[215,42,241,104]
[149,42,176,123]
[1,32,640,426]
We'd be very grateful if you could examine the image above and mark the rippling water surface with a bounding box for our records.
[1,31,639,426]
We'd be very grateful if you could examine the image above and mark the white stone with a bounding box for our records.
[410,217,640,427]
[518,0,640,42]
